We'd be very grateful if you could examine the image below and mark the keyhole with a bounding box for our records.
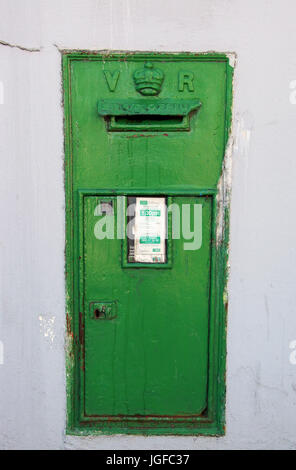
[94,308,105,319]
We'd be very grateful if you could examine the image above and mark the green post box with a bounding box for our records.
[63,52,233,435]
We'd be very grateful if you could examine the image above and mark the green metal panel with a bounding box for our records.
[83,195,211,417]
[63,52,233,435]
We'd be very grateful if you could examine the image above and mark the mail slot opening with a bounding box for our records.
[107,114,190,131]
[116,115,184,124]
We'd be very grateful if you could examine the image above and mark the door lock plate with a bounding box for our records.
[90,301,117,320]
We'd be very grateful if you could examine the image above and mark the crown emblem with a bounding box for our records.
[133,62,164,96]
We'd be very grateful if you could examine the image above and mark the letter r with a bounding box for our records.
[178,71,194,92]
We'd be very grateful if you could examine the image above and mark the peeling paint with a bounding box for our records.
[226,52,237,69]
[38,315,56,345]
[216,134,233,246]
[216,54,236,250]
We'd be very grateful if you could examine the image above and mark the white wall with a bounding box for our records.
[0,0,296,450]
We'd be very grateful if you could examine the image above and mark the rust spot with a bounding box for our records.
[79,312,86,372]
[66,312,74,338]
[79,312,84,345]
[126,133,163,139]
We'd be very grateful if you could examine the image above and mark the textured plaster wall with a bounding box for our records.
[0,0,296,450]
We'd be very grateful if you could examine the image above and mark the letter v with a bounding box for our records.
[104,70,120,92]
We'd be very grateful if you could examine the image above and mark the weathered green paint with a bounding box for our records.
[63,52,233,435]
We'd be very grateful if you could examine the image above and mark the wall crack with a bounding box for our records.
[0,39,41,52]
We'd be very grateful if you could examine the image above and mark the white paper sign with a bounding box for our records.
[134,197,166,263]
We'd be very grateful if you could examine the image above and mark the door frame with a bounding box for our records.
[63,51,233,435]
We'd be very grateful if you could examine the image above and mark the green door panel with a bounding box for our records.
[83,195,212,417]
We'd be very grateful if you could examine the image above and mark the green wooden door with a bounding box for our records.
[64,52,232,434]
